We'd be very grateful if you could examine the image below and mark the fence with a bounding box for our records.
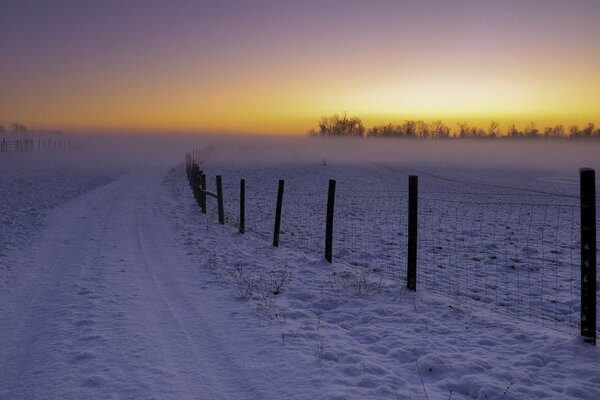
[1,138,88,153]
[185,151,597,345]
[0,139,33,152]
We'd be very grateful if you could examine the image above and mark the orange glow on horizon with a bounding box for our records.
[1,2,599,135]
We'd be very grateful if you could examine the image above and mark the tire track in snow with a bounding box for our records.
[0,165,274,399]
[125,166,266,399]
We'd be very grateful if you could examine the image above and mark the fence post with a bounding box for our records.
[240,179,245,234]
[580,168,596,345]
[190,164,201,206]
[407,175,418,291]
[325,179,336,263]
[186,154,191,179]
[200,172,207,214]
[216,175,225,225]
[273,180,285,247]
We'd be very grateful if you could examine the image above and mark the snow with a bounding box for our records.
[1,138,599,399]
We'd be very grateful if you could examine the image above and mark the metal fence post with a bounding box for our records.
[273,180,285,247]
[580,168,596,345]
[190,164,200,205]
[325,180,336,263]
[240,179,245,234]
[407,175,418,291]
[216,175,225,225]
[200,173,207,214]
[185,154,191,179]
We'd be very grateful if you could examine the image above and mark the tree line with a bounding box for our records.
[308,113,600,139]
[0,123,30,134]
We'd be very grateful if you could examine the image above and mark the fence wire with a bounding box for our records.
[418,194,581,334]
[334,192,408,281]
[192,166,595,336]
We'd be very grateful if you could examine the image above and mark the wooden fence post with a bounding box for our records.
[216,175,225,225]
[325,179,336,263]
[273,180,285,247]
[240,179,245,234]
[580,168,596,345]
[407,175,418,291]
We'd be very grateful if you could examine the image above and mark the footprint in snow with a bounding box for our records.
[82,375,106,388]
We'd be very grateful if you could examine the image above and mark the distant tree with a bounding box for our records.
[11,123,29,134]
[487,121,500,138]
[581,122,594,138]
[549,125,565,139]
[473,127,486,138]
[457,122,472,138]
[430,120,450,139]
[314,112,365,137]
[366,125,383,137]
[415,120,430,138]
[507,124,522,138]
[402,120,417,138]
[0,125,5,134]
[568,125,579,138]
[307,128,318,137]
[524,122,539,138]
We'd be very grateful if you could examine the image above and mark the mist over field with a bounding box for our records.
[113,133,599,171]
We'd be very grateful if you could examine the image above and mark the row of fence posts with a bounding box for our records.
[0,139,34,152]
[185,153,596,345]
[0,138,84,152]
[36,139,82,150]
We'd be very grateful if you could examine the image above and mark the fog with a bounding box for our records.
[175,135,600,173]
[31,133,598,175]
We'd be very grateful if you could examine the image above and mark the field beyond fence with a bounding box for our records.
[185,148,597,345]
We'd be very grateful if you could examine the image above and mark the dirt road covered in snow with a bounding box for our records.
[0,161,317,399]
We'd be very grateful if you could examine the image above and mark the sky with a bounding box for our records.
[1,0,599,135]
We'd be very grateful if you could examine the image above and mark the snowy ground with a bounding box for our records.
[1,139,599,399]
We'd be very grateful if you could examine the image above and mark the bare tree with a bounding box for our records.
[549,125,565,139]
[568,125,579,138]
[581,122,594,138]
[524,122,539,138]
[415,120,430,138]
[457,122,472,138]
[487,121,500,138]
[403,120,417,138]
[11,123,29,134]
[313,112,365,137]
[507,124,522,138]
[430,120,450,138]
[307,128,318,137]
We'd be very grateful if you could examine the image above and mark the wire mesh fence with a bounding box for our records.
[418,194,581,334]
[185,155,597,339]
[333,192,408,281]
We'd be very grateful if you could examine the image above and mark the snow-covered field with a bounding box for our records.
[1,137,599,399]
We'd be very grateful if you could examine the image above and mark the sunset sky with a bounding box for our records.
[1,0,599,134]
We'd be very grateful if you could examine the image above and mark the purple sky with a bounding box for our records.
[2,0,599,133]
